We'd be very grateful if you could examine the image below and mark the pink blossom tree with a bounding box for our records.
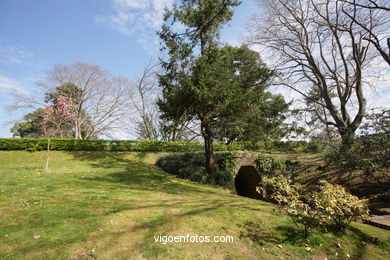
[43,96,76,172]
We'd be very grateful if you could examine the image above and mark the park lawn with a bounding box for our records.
[0,151,389,259]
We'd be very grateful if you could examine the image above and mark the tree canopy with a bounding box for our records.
[158,0,288,182]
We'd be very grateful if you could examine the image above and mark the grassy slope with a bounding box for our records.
[0,151,389,260]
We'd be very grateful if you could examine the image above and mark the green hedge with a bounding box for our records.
[0,138,261,152]
[156,152,236,187]
[0,138,318,153]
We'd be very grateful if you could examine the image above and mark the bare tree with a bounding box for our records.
[250,0,384,148]
[340,0,390,66]
[43,62,129,139]
[127,60,201,141]
[341,0,390,11]
[128,60,161,140]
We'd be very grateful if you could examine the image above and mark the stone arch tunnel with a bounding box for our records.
[234,165,262,200]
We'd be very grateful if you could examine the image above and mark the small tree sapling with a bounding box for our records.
[42,96,76,172]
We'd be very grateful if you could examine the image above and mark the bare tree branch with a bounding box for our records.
[249,0,383,147]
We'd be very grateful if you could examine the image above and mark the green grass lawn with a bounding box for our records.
[0,151,389,259]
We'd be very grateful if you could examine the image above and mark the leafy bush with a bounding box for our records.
[303,141,322,153]
[313,181,369,230]
[257,176,369,235]
[255,155,288,176]
[255,155,275,174]
[257,175,318,236]
[156,152,236,187]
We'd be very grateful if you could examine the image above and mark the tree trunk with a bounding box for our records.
[202,122,215,184]
[75,119,80,139]
[45,138,51,173]
[340,128,355,150]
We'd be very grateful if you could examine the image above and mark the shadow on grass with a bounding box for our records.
[274,225,308,245]
[240,220,280,246]
[65,151,228,196]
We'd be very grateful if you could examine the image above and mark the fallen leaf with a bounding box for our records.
[33,235,40,239]
[305,246,312,252]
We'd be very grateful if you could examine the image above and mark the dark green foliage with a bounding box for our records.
[10,109,46,138]
[45,82,82,105]
[11,82,97,139]
[156,152,236,187]
[255,155,275,174]
[303,141,323,153]
[255,155,303,182]
[255,154,287,175]
[0,138,324,155]
[158,44,288,181]
[0,138,256,153]
[158,1,289,182]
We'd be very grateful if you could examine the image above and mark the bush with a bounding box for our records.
[257,176,369,235]
[313,181,369,231]
[257,175,318,236]
[255,155,288,175]
[303,141,322,153]
[255,155,275,174]
[156,152,236,187]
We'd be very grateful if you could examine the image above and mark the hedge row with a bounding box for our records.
[0,138,260,152]
[156,152,237,187]
[0,138,319,153]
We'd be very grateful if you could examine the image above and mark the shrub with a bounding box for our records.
[255,155,275,174]
[257,176,369,235]
[215,152,237,185]
[257,175,318,236]
[313,181,369,231]
[156,152,236,187]
[303,141,322,153]
[255,155,287,176]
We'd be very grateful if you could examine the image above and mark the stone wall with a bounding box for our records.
[232,152,259,177]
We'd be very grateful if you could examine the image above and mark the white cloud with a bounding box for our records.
[113,0,149,9]
[95,0,173,51]
[0,75,30,95]
[0,44,34,66]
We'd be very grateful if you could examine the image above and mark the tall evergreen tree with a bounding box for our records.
[158,1,287,183]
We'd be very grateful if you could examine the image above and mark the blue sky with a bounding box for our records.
[0,0,258,138]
